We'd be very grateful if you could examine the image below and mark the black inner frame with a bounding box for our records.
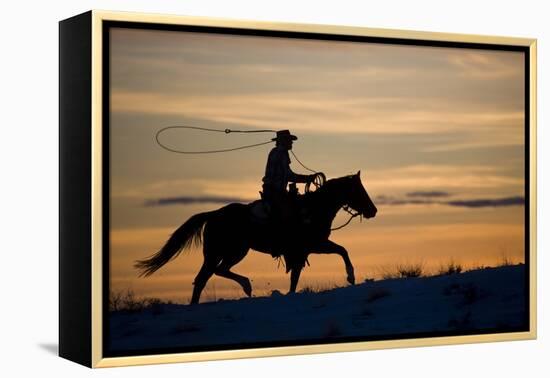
[102,20,531,358]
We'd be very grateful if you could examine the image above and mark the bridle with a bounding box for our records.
[331,204,362,231]
[303,172,363,231]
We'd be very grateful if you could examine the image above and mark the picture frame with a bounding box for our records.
[59,10,537,368]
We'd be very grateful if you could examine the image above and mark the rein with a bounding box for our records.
[331,205,361,231]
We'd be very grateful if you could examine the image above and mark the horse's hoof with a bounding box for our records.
[347,275,355,285]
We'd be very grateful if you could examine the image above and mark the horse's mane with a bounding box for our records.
[309,175,354,194]
[302,174,355,203]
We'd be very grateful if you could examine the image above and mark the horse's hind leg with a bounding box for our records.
[215,269,252,297]
[190,258,218,305]
[215,248,252,297]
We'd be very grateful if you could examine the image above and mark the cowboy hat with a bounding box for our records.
[272,129,298,141]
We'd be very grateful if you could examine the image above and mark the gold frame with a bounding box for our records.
[89,10,537,368]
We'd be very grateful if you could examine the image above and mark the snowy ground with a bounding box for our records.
[108,264,527,354]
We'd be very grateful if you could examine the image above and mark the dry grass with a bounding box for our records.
[498,253,514,267]
[437,260,463,276]
[109,289,171,313]
[379,262,424,279]
[299,281,339,294]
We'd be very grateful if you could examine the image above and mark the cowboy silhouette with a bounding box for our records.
[261,130,317,256]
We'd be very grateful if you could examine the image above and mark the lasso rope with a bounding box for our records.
[155,125,276,154]
[290,150,317,174]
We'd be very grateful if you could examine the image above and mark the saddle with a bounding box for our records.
[249,196,311,226]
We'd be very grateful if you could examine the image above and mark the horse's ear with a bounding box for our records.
[357,170,361,177]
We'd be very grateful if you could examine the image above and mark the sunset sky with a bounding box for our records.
[108,27,525,303]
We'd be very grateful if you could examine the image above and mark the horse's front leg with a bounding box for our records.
[312,240,355,285]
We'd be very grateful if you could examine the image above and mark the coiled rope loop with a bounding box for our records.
[155,125,276,154]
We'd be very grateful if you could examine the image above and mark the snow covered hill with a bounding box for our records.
[108,264,527,354]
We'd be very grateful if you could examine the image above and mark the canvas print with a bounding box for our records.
[106,25,528,356]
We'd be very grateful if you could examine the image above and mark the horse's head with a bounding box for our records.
[345,171,377,219]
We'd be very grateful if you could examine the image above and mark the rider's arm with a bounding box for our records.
[287,168,310,183]
[286,153,312,183]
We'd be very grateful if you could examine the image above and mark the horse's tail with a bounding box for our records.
[134,211,215,277]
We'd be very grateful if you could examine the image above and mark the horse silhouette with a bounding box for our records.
[135,171,377,304]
